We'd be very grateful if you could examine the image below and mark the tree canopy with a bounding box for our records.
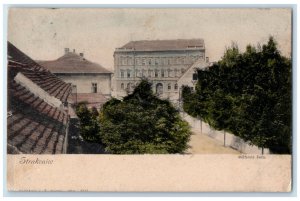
[75,103,100,142]
[99,79,192,154]
[182,37,292,154]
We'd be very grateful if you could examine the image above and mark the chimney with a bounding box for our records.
[206,57,209,63]
[64,48,69,54]
[79,53,84,57]
[73,49,76,53]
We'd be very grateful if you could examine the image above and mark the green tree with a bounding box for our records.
[99,79,192,154]
[182,37,292,154]
[76,103,100,142]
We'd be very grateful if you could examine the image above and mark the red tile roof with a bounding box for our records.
[7,42,72,154]
[8,42,72,104]
[37,53,112,74]
[117,39,204,52]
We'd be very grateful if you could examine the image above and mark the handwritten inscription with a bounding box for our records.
[238,155,266,159]
[19,157,54,165]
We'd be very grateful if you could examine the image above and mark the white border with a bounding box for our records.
[1,0,299,200]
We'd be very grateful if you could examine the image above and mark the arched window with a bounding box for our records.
[174,83,178,90]
[121,83,124,90]
[156,83,163,95]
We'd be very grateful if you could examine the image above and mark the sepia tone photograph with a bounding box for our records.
[6,7,293,192]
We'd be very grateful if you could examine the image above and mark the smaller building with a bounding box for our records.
[38,48,113,109]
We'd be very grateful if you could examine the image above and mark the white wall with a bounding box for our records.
[180,112,270,154]
[57,74,111,96]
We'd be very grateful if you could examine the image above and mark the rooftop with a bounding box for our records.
[7,42,71,154]
[116,39,205,52]
[37,52,112,74]
[8,42,72,104]
[7,81,69,154]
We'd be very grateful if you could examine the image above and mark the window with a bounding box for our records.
[127,70,131,78]
[174,69,178,77]
[121,83,124,90]
[121,57,126,65]
[118,57,122,65]
[163,57,167,65]
[161,69,165,77]
[174,84,178,90]
[155,70,158,78]
[168,83,171,90]
[148,70,152,77]
[71,84,77,93]
[92,83,97,93]
[155,58,159,65]
[142,58,146,65]
[121,70,124,78]
[192,73,198,81]
[127,83,131,90]
[181,57,185,64]
[128,57,133,65]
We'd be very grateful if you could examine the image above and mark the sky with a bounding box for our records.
[8,8,292,71]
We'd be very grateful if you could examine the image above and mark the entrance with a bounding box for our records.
[156,83,163,95]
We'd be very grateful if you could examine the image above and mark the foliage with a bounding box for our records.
[182,37,292,154]
[99,79,192,154]
[75,103,101,142]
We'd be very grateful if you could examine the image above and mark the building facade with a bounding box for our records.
[38,48,113,109]
[113,39,209,101]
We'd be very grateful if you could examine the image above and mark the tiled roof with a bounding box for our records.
[7,42,71,154]
[37,53,112,74]
[7,81,69,154]
[117,39,205,52]
[8,42,72,104]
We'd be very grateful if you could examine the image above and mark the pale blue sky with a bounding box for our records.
[8,8,291,70]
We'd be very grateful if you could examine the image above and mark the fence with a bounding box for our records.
[180,112,270,154]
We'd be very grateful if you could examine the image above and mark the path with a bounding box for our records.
[186,130,240,154]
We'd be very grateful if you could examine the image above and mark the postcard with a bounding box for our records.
[6,7,292,192]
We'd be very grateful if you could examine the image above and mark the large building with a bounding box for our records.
[7,42,72,154]
[113,39,209,101]
[38,48,113,109]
